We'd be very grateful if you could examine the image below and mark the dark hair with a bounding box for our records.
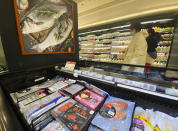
[130,23,142,32]
[148,28,155,36]
[148,28,162,42]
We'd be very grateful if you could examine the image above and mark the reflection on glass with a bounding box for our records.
[78,18,175,71]
[0,36,7,72]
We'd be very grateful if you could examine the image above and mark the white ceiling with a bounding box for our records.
[73,0,178,29]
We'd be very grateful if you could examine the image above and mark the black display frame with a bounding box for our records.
[0,0,79,72]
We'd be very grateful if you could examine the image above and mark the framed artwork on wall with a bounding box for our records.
[14,0,76,55]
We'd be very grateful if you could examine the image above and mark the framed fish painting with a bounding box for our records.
[13,0,76,55]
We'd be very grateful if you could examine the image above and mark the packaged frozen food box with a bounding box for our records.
[22,92,70,124]
[18,88,53,106]
[62,84,85,96]
[75,89,105,111]
[42,120,70,131]
[84,83,109,97]
[48,78,76,92]
[33,111,54,131]
[92,96,135,131]
[63,78,76,84]
[88,124,103,131]
[49,81,69,92]
[10,76,62,103]
[51,99,94,131]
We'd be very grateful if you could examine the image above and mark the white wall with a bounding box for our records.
[76,0,178,29]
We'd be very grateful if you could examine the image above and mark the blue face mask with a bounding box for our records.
[130,32,135,36]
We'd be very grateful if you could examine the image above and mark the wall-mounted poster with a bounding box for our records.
[14,0,76,55]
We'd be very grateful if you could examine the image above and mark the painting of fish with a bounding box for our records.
[14,0,76,54]
[32,17,73,52]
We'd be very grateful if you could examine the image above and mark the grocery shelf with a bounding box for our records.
[111,52,124,54]
[111,45,128,48]
[81,47,111,49]
[80,52,110,54]
[155,60,167,62]
[158,44,171,46]
[162,38,173,41]
[80,52,94,54]
[159,32,173,34]
[157,52,169,53]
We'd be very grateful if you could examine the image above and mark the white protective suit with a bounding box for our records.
[122,31,148,73]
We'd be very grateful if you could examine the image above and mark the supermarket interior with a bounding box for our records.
[0,0,178,131]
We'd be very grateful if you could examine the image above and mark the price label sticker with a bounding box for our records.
[65,61,76,72]
[73,73,78,78]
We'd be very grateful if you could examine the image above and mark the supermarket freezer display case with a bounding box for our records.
[0,0,178,130]
[1,66,178,131]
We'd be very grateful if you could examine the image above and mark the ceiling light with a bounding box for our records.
[141,19,173,24]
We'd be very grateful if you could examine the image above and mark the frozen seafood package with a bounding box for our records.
[88,124,103,131]
[18,88,53,107]
[49,81,69,92]
[51,99,95,131]
[75,89,105,111]
[41,120,70,131]
[33,111,54,131]
[80,81,109,97]
[10,76,62,103]
[49,79,76,92]
[21,92,70,124]
[62,84,85,96]
[91,96,135,131]
[132,107,178,131]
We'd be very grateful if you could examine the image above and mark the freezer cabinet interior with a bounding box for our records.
[0,68,178,130]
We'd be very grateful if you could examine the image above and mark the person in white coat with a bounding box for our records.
[122,23,148,73]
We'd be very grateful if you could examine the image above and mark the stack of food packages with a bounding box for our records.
[152,26,174,67]
[110,34,131,63]
[10,76,109,131]
[10,76,178,131]
[93,54,110,62]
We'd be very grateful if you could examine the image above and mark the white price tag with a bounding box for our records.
[65,61,76,72]
[104,76,113,81]
[73,73,78,78]
[115,78,123,83]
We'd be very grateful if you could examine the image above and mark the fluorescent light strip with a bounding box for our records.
[110,24,131,30]
[79,19,173,35]
[79,24,131,36]
[117,29,130,32]
[141,19,173,24]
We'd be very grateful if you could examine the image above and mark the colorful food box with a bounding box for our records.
[75,89,105,111]
[51,99,94,131]
[91,96,135,131]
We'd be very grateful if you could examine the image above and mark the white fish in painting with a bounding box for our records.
[16,0,29,11]
[32,18,73,52]
[22,1,67,34]
[48,0,63,3]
